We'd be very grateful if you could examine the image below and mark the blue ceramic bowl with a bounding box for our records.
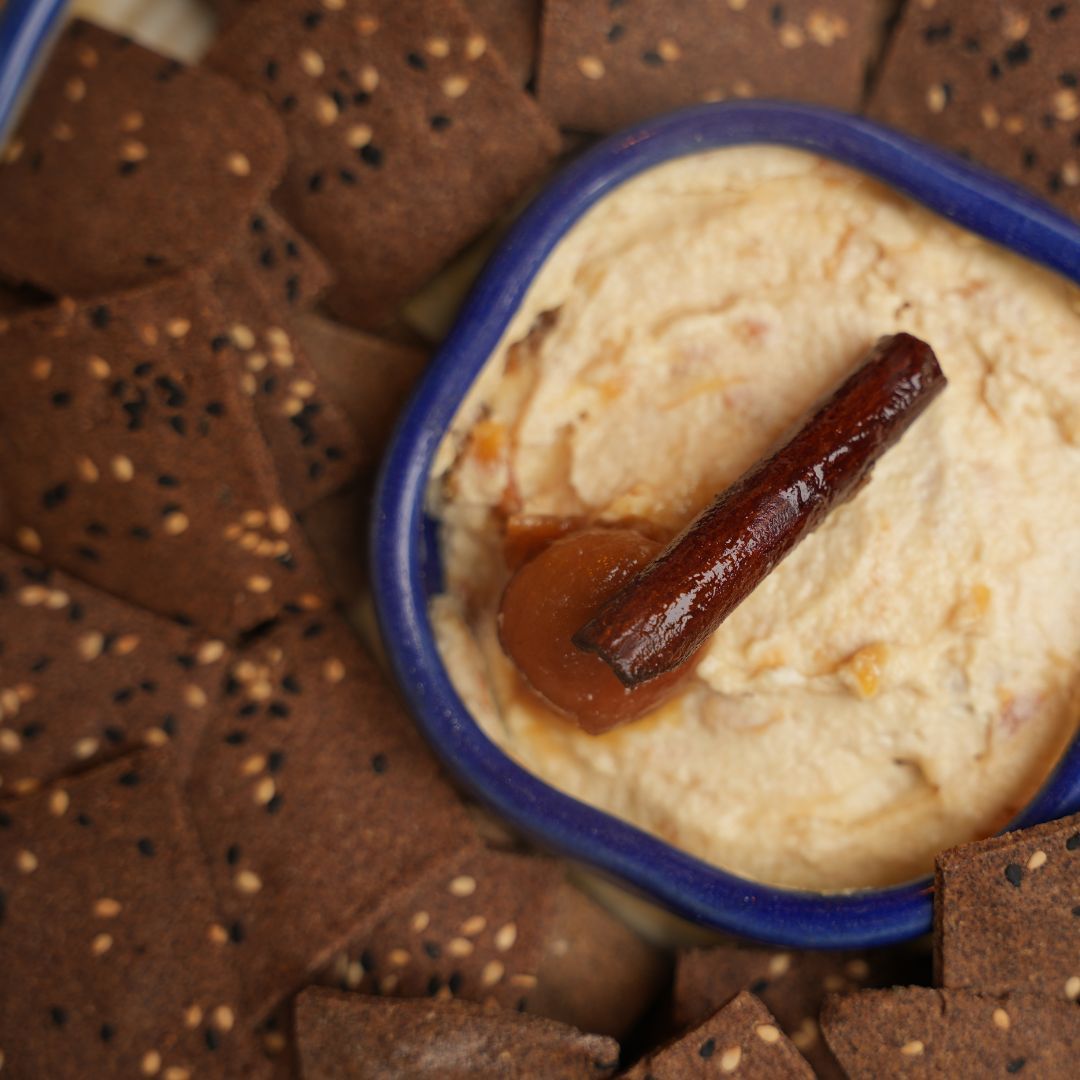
[0,0,68,145]
[373,101,1080,949]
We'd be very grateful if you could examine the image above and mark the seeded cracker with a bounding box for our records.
[673,942,929,1079]
[211,258,361,509]
[536,0,879,135]
[0,20,286,297]
[935,811,1080,1003]
[294,988,620,1079]
[207,0,560,329]
[185,612,474,1019]
[235,206,334,313]
[821,986,1080,1078]
[0,545,228,794]
[465,0,540,85]
[867,2,1080,221]
[0,274,329,637]
[625,991,813,1079]
[0,750,266,1079]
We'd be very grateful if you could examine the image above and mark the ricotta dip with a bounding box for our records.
[428,145,1080,892]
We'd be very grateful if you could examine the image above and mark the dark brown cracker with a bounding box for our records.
[0,750,265,1079]
[236,206,333,313]
[868,2,1080,220]
[935,811,1080,1003]
[0,20,286,297]
[294,312,429,467]
[821,987,1080,1079]
[297,481,373,610]
[625,992,814,1079]
[211,259,361,509]
[465,0,540,85]
[0,544,228,794]
[0,274,330,637]
[185,612,474,1020]
[537,1,880,134]
[294,988,620,1079]
[674,941,930,1079]
[313,846,561,1010]
[208,0,559,328]
[524,881,670,1039]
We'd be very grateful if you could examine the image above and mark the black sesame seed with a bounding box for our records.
[360,144,383,167]
[430,114,452,131]
[303,11,324,29]
[226,844,241,865]
[353,90,371,105]
[264,59,278,82]
[169,416,187,435]
[267,750,285,772]
[325,445,344,461]
[641,49,663,65]
[76,812,92,826]
[144,253,165,268]
[86,522,108,538]
[229,920,245,943]
[1048,3,1067,20]
[0,810,12,828]
[283,674,301,694]
[118,770,140,787]
[90,305,111,328]
[30,151,43,172]
[406,51,427,70]
[21,722,43,740]
[31,656,51,673]
[1072,905,1080,916]
[607,24,625,43]
[50,1006,68,1027]
[1022,147,1038,169]
[77,546,100,563]
[104,725,125,744]
[266,794,283,814]
[43,483,69,509]
[225,731,247,745]
[1005,40,1031,66]
[1066,832,1079,850]
[285,275,301,304]
[423,941,441,958]
[427,975,443,995]
[371,753,388,774]
[69,603,85,621]
[161,714,177,736]
[113,688,133,704]
[210,334,230,353]
[308,172,325,193]
[308,461,325,480]
[923,21,952,43]
[205,401,225,417]
[1004,863,1024,887]
[157,474,179,487]
[205,1028,220,1051]
[699,1037,716,1059]
[988,59,1002,79]
[361,949,374,971]
[259,247,276,269]
[262,376,278,395]
[99,1022,115,1042]
[268,702,291,719]
[1007,1058,1026,1074]
[339,168,358,184]
[448,972,463,994]
[281,94,299,111]
[1049,171,1064,193]
[302,622,324,639]
[130,525,152,541]
[136,837,156,857]
[770,4,784,25]
[238,703,259,718]
[963,35,981,52]
[119,160,140,177]
[51,391,72,407]
[1060,71,1078,87]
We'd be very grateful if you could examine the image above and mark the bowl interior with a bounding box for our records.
[373,101,1080,949]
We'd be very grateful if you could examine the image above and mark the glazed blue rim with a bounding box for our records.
[373,101,1080,949]
[0,0,68,146]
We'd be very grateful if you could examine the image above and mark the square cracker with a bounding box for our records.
[184,612,474,1019]
[0,20,285,297]
[0,273,329,637]
[935,811,1080,1002]
[537,0,880,134]
[235,206,334,313]
[208,0,559,329]
[821,987,1080,1079]
[294,988,620,1079]
[0,544,228,794]
[867,2,1080,221]
[0,750,265,1079]
[625,991,814,1079]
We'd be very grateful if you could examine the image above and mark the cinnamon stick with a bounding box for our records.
[573,333,946,687]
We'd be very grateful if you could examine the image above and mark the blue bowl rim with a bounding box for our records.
[0,0,69,147]
[382,102,1080,949]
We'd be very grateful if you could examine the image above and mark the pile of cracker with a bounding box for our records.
[0,3,1076,1077]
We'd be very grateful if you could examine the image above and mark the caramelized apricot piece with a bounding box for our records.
[498,528,691,734]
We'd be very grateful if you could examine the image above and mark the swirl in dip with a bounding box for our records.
[428,146,1080,892]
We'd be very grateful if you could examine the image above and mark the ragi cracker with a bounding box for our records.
[867,1,1080,221]
[208,0,559,328]
[0,544,228,794]
[0,20,286,297]
[294,988,620,1079]
[0,750,265,1079]
[935,811,1080,1003]
[185,612,474,1019]
[0,273,329,637]
[537,0,880,134]
[821,986,1080,1079]
[235,206,333,313]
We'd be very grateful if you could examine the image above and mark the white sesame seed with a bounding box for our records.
[226,152,251,177]
[461,915,486,936]
[345,960,364,988]
[992,1008,1010,1030]
[0,730,21,754]
[481,960,504,986]
[183,1005,203,1028]
[121,111,144,132]
[197,640,226,665]
[322,0,345,9]
[315,95,339,125]
[73,736,99,759]
[720,1045,742,1072]
[269,505,291,534]
[323,658,346,683]
[15,527,42,554]
[247,575,273,595]
[245,352,268,373]
[768,953,792,977]
[65,77,87,102]
[253,777,276,806]
[163,512,190,536]
[113,634,140,656]
[2,136,25,163]
[441,75,470,98]
[1027,850,1048,871]
[120,139,148,162]
[139,324,159,346]
[144,728,169,748]
[426,37,450,58]
[94,897,122,918]
[727,0,747,10]
[111,455,134,482]
[45,589,69,610]
[494,923,517,952]
[49,790,70,817]
[165,317,191,339]
[208,924,229,945]
[900,1040,924,1056]
[823,974,846,992]
[1066,976,1080,1000]
[926,84,948,113]
[845,959,871,980]
[235,869,262,894]
[184,685,208,709]
[30,355,52,379]
[791,1018,818,1050]
[0,689,19,713]
[300,47,326,77]
[358,64,379,92]
[411,911,430,933]
[447,937,474,957]
[389,948,411,966]
[77,45,99,68]
[379,973,399,994]
[780,24,805,48]
[465,35,487,61]
[282,396,304,418]
[16,849,38,874]
[91,932,114,956]
[16,585,48,606]
[733,78,753,98]
[141,1050,162,1076]
[355,15,379,35]
[756,1024,781,1044]
[577,55,605,80]
[87,355,111,379]
[212,1005,235,1032]
[658,37,682,60]
[77,632,105,660]
[291,378,316,398]
[231,324,256,350]
[163,1067,190,1080]
[509,973,538,989]
[264,1031,287,1053]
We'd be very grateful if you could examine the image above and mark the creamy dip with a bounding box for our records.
[429,146,1080,892]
